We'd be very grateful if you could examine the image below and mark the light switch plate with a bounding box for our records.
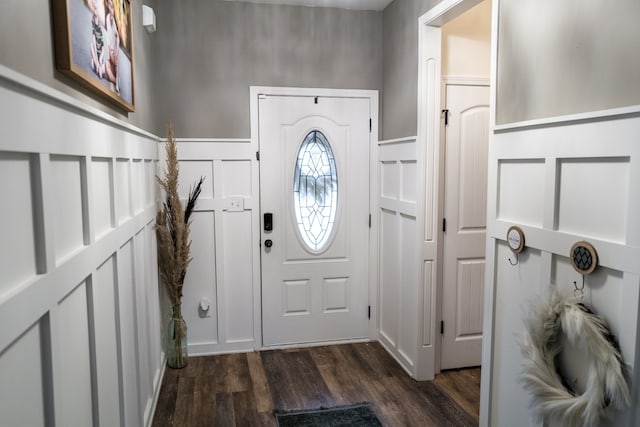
[228,197,244,212]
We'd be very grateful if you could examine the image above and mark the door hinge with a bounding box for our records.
[256,151,260,161]
[369,118,372,133]
[369,214,372,228]
[368,305,371,319]
[440,320,444,334]
[442,109,449,126]
[314,96,319,104]
[442,218,447,233]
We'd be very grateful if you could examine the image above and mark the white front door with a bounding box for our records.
[259,93,371,347]
[441,83,489,369]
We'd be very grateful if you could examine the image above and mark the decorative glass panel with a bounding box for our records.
[293,130,338,252]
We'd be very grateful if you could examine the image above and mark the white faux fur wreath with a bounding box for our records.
[520,293,630,427]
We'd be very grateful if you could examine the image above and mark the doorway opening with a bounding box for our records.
[416,0,492,380]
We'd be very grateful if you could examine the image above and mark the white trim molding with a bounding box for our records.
[378,135,418,146]
[494,104,640,133]
[416,0,486,382]
[0,64,158,141]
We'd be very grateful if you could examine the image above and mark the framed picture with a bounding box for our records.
[52,0,134,112]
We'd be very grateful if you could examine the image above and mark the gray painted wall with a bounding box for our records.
[497,0,640,124]
[0,0,156,131]
[150,0,382,138]
[381,0,436,140]
[0,0,435,141]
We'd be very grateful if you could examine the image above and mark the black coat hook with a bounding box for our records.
[574,276,585,299]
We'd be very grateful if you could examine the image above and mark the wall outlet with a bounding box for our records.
[199,298,212,318]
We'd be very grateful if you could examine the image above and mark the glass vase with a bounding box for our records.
[167,303,188,369]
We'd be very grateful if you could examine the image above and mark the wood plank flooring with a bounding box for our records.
[152,342,481,426]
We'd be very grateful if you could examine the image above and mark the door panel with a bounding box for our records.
[259,95,370,346]
[441,83,489,369]
[458,106,489,230]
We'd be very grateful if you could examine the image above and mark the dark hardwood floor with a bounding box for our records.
[152,342,481,426]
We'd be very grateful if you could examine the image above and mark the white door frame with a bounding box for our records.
[415,0,490,381]
[249,86,380,348]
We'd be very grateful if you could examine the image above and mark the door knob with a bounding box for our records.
[264,239,273,248]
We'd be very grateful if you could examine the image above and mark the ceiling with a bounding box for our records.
[223,0,394,11]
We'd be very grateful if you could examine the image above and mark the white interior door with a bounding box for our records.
[259,94,371,347]
[441,82,489,369]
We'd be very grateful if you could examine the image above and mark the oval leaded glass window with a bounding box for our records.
[293,130,338,252]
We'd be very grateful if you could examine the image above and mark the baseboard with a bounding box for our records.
[145,352,167,427]
[377,336,415,379]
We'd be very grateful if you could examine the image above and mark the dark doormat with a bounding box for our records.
[274,402,383,427]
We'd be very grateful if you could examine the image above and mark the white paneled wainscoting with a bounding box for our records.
[0,66,163,426]
[377,137,421,376]
[480,111,640,426]
[171,139,260,355]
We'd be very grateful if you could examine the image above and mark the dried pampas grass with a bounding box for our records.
[155,122,204,305]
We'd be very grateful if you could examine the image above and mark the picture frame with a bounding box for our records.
[52,0,135,112]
